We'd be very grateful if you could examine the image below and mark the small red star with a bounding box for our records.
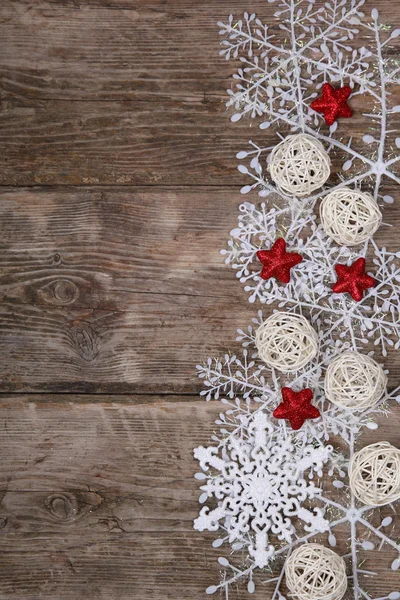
[273,387,321,431]
[310,82,353,126]
[256,238,303,283]
[332,257,376,302]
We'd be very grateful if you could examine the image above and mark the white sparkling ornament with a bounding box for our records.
[324,351,387,410]
[285,543,347,600]
[255,312,318,372]
[320,187,382,246]
[269,134,331,197]
[349,441,400,506]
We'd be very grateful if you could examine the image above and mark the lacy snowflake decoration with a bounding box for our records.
[194,411,332,568]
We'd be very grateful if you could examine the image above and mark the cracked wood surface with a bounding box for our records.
[0,0,399,599]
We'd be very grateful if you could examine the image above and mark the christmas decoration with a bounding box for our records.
[194,1,400,598]
[196,312,400,597]
[256,238,303,283]
[325,351,387,410]
[194,411,332,571]
[273,386,320,430]
[268,133,331,197]
[310,82,353,127]
[349,442,400,506]
[285,544,348,600]
[332,257,376,302]
[255,312,318,372]
[320,187,382,246]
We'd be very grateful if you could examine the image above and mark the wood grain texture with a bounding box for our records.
[1,186,400,392]
[0,186,258,392]
[1,0,400,598]
[0,0,398,185]
[0,396,398,599]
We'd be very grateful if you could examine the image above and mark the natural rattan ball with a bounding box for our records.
[269,133,331,197]
[285,544,347,600]
[349,441,400,506]
[320,187,382,246]
[255,312,318,372]
[325,351,387,411]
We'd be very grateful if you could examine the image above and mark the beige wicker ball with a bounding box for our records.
[324,351,387,411]
[320,187,382,246]
[285,544,347,600]
[349,442,400,506]
[255,312,318,372]
[269,133,331,197]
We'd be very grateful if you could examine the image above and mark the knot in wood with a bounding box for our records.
[69,321,99,362]
[45,492,78,521]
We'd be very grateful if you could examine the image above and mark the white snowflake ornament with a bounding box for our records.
[194,411,332,568]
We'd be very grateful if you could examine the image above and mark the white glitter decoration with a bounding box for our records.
[320,188,382,246]
[194,411,332,568]
[325,351,387,410]
[285,544,348,600]
[269,134,331,197]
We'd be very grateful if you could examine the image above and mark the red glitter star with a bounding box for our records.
[310,83,353,126]
[273,387,321,431]
[332,257,376,302]
[256,238,303,283]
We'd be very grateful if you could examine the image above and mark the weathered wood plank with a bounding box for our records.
[0,396,398,599]
[0,1,398,185]
[1,186,400,393]
[0,186,257,392]
[0,0,397,102]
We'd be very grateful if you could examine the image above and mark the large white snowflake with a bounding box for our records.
[194,411,332,569]
[194,1,400,598]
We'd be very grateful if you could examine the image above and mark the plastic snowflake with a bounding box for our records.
[194,1,400,598]
[194,411,332,568]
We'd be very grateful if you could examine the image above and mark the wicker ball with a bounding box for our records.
[349,442,400,506]
[269,133,331,197]
[320,187,382,246]
[325,351,387,411]
[255,312,318,372]
[285,544,347,600]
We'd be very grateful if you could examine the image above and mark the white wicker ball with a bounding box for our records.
[349,442,400,506]
[285,544,347,600]
[269,133,331,197]
[255,312,318,372]
[325,351,387,411]
[320,187,382,246]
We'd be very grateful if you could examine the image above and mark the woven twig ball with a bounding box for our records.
[269,133,331,197]
[320,187,382,246]
[255,312,318,372]
[349,442,400,506]
[325,351,387,410]
[285,544,347,600]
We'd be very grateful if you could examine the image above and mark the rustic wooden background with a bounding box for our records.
[0,1,399,598]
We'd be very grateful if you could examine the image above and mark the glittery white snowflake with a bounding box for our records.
[194,1,400,598]
[194,411,332,568]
